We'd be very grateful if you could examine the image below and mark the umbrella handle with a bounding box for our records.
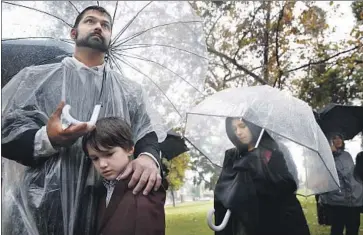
[62,104,101,127]
[207,208,231,231]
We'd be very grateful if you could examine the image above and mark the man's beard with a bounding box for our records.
[75,33,109,52]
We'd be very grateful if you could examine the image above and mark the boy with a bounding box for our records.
[82,117,167,235]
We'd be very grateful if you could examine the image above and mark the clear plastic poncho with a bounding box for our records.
[1,57,166,235]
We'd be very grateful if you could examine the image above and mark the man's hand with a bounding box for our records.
[118,154,162,195]
[47,102,94,148]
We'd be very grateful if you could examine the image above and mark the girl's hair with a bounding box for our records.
[225,117,299,184]
[82,117,134,156]
[225,117,278,153]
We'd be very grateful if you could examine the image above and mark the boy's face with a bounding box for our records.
[87,145,134,180]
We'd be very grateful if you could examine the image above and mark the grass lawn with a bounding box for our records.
[165,197,363,235]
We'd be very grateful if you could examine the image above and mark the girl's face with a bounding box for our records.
[332,135,343,149]
[231,119,253,145]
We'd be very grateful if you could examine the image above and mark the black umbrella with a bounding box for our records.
[159,129,189,160]
[315,103,363,140]
[1,38,73,87]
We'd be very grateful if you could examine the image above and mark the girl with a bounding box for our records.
[214,117,310,235]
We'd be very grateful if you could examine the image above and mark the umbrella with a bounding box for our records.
[315,103,363,140]
[2,1,208,129]
[184,85,339,195]
[184,85,340,231]
[159,129,189,160]
[1,38,73,87]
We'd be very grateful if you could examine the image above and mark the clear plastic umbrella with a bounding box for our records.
[184,85,340,232]
[184,85,340,196]
[2,1,208,128]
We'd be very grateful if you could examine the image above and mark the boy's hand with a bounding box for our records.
[118,154,162,195]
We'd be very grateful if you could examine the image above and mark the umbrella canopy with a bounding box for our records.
[315,103,363,140]
[1,38,73,87]
[184,85,339,196]
[159,130,189,160]
[2,1,208,128]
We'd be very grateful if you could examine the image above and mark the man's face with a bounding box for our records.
[72,10,112,52]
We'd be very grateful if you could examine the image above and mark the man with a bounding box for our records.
[2,6,165,235]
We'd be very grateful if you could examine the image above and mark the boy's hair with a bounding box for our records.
[82,117,134,156]
[73,6,113,29]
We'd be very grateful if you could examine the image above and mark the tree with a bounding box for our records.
[163,152,190,207]
[189,1,362,93]
[189,147,221,191]
[352,1,363,23]
[191,184,201,200]
[293,1,363,109]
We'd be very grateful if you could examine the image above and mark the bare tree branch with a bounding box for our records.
[285,45,361,74]
[225,66,263,83]
[226,74,244,82]
[207,14,223,44]
[208,47,267,85]
[346,67,355,80]
[206,70,219,91]
[209,62,227,69]
[263,1,272,82]
[221,58,232,89]
[273,2,287,88]
[251,65,264,71]
[233,33,248,60]
[233,4,264,59]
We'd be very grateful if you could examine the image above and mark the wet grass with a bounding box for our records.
[165,197,363,235]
